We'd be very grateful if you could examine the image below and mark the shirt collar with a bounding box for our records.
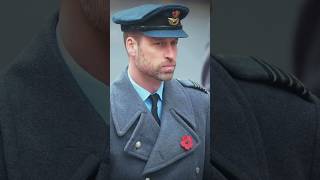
[56,22,109,121]
[127,70,164,102]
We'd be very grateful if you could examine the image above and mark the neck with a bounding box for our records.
[128,65,161,94]
[59,0,109,85]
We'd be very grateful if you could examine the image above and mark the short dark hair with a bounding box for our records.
[123,31,143,46]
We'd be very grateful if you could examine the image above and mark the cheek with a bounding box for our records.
[137,50,151,69]
[141,54,160,73]
[148,50,166,66]
[138,45,165,70]
[172,47,178,57]
[140,49,155,65]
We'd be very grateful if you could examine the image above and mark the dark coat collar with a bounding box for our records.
[210,57,270,180]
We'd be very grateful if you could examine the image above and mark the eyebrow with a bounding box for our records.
[151,38,178,42]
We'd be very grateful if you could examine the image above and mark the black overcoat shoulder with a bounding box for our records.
[205,55,320,180]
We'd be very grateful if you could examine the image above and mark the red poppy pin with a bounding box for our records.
[180,135,193,151]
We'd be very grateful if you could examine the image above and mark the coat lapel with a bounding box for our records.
[211,57,270,180]
[124,112,160,161]
[110,70,161,162]
[111,73,201,175]
[143,80,200,175]
[110,69,150,136]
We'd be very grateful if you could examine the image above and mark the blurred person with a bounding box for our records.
[202,1,320,179]
[0,0,110,179]
[206,54,320,180]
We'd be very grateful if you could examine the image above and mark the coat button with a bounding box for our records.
[195,167,200,174]
[135,141,142,149]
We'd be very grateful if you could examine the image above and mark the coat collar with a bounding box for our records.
[111,69,199,174]
[141,79,199,174]
[110,69,197,136]
[162,79,197,129]
[110,69,148,136]
[211,57,270,180]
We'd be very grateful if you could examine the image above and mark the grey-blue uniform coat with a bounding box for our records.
[110,70,210,180]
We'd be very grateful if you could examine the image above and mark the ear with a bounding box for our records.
[126,37,138,57]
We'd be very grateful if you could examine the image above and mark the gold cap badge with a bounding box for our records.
[168,10,180,26]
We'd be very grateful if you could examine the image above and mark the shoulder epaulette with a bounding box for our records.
[214,55,317,102]
[177,79,208,94]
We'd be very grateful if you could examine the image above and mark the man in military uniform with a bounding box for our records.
[110,4,209,180]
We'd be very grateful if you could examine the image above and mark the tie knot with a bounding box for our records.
[149,93,160,105]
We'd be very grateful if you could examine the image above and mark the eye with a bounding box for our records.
[171,41,178,46]
[154,41,166,46]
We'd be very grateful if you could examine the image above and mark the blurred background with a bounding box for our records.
[212,0,302,72]
[110,0,210,83]
[212,0,320,96]
[0,1,58,70]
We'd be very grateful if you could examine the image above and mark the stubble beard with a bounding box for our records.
[137,48,174,82]
[157,70,174,81]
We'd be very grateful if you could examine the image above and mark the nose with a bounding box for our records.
[164,45,177,61]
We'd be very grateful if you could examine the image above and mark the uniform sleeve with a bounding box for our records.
[0,129,8,179]
[311,102,320,179]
